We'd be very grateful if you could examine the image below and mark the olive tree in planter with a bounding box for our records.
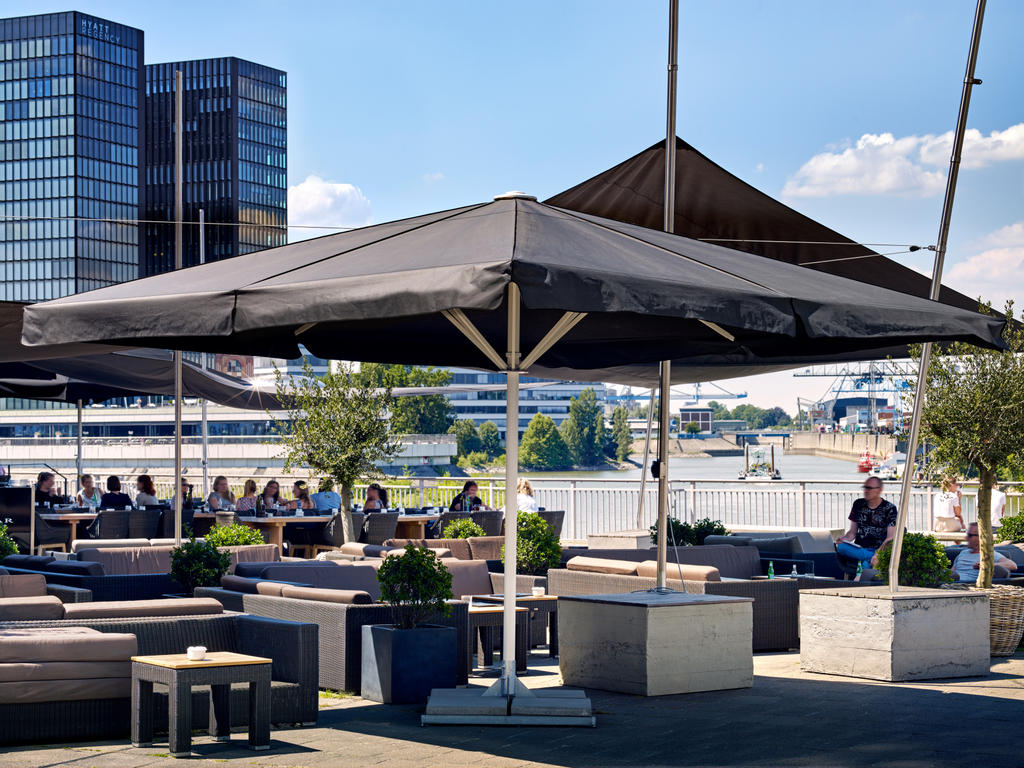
[917,302,1024,588]
[361,545,455,705]
[273,359,402,513]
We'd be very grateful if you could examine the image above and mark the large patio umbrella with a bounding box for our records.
[22,193,1006,698]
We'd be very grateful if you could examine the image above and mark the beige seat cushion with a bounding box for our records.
[468,537,502,561]
[75,546,171,575]
[226,544,281,567]
[71,538,151,553]
[0,574,48,598]
[62,598,223,619]
[565,556,640,575]
[0,677,130,704]
[0,628,136,662]
[445,560,495,598]
[221,574,260,593]
[255,581,287,597]
[279,585,373,605]
[0,660,129,682]
[0,596,65,621]
[635,560,721,581]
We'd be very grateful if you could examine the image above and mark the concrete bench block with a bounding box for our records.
[800,586,990,682]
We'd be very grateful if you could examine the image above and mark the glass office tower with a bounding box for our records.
[0,11,143,300]
[143,57,286,275]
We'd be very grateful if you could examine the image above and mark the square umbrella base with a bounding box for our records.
[421,686,595,727]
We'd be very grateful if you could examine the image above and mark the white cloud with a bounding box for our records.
[422,171,445,183]
[782,123,1024,199]
[755,162,765,173]
[287,174,372,241]
[946,221,1024,308]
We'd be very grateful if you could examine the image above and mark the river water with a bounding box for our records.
[526,453,859,484]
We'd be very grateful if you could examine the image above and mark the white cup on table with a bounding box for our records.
[532,586,546,597]
[186,645,206,661]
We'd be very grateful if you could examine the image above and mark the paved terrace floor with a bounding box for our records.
[4,652,1023,768]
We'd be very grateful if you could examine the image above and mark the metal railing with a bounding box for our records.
[10,467,1021,540]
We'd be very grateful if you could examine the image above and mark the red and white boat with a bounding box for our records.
[857,450,874,473]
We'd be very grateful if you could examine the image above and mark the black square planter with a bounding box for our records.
[360,624,457,705]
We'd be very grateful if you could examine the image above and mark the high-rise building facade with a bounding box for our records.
[142,57,286,275]
[0,11,143,301]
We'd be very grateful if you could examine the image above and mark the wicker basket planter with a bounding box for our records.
[943,583,1024,656]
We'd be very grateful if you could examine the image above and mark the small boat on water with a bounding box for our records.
[868,452,906,481]
[738,444,782,480]
[857,450,874,473]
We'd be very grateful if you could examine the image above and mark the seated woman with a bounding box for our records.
[75,474,102,508]
[34,471,64,507]
[236,479,258,513]
[172,477,194,509]
[363,483,388,511]
[135,474,160,507]
[286,480,315,511]
[100,476,133,509]
[207,475,236,510]
[449,480,488,511]
[516,478,539,513]
[261,480,281,509]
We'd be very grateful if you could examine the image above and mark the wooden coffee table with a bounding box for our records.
[470,594,560,657]
[466,605,529,676]
[131,651,272,757]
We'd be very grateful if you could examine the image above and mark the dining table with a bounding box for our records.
[393,513,441,539]
[39,511,98,542]
[236,514,333,551]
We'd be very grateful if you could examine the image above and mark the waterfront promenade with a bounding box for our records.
[5,652,1022,768]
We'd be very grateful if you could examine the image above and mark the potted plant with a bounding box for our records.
[502,511,561,576]
[442,518,485,539]
[873,532,953,587]
[169,535,231,596]
[205,522,266,547]
[361,545,456,705]
[0,523,16,559]
[649,517,728,546]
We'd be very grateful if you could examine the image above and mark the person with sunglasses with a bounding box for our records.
[951,523,1017,583]
[835,478,898,579]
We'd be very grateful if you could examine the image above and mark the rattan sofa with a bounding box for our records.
[0,612,318,745]
[548,545,851,651]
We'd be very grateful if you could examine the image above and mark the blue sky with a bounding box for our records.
[14,0,1024,408]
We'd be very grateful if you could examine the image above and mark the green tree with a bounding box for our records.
[684,421,701,434]
[520,413,571,470]
[917,302,1023,588]
[757,406,792,429]
[707,400,731,419]
[611,405,632,462]
[560,387,604,466]
[730,404,761,428]
[449,419,482,457]
[273,359,402,511]
[478,421,502,458]
[356,363,454,434]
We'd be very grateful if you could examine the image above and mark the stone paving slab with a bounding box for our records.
[1,652,1023,767]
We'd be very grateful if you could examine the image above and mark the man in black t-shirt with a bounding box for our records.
[835,477,898,577]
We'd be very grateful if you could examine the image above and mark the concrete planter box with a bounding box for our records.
[800,586,990,682]
[361,624,457,705]
[586,530,652,550]
[558,592,753,696]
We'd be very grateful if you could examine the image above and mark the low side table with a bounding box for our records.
[467,605,529,676]
[471,594,559,657]
[132,651,272,757]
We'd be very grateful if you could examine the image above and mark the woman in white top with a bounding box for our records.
[933,476,964,532]
[76,473,102,508]
[516,478,539,513]
[135,474,160,507]
[991,482,1007,527]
